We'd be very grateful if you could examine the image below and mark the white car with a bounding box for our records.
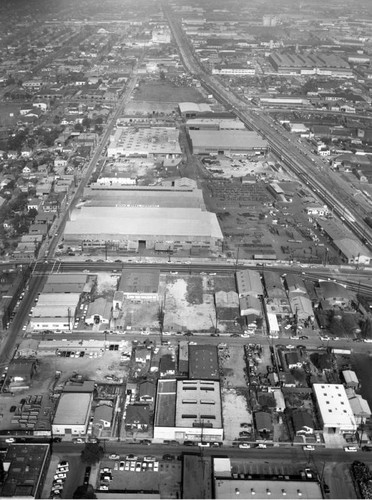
[5,438,15,443]
[303,445,315,451]
[239,443,251,448]
[304,468,313,478]
[109,454,120,460]
[344,446,358,452]
[54,473,67,480]
[125,462,130,471]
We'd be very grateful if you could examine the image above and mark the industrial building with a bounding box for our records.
[213,458,323,499]
[189,130,268,155]
[269,52,353,78]
[186,117,246,131]
[107,127,182,158]
[64,206,223,253]
[118,269,160,302]
[189,344,219,380]
[153,378,223,442]
[178,102,212,118]
[313,383,357,434]
[52,392,93,436]
[83,184,206,210]
[236,270,263,298]
[288,295,314,321]
[0,443,50,498]
[42,273,92,294]
[29,293,81,331]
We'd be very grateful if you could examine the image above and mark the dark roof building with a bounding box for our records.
[292,410,314,434]
[118,269,160,300]
[159,354,176,377]
[125,404,150,430]
[0,443,50,498]
[254,411,273,433]
[189,344,219,380]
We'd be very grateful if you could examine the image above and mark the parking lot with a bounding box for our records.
[98,453,182,497]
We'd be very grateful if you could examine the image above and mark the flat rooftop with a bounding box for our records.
[214,479,322,499]
[175,379,222,429]
[154,379,177,428]
[53,392,92,426]
[189,130,268,150]
[189,344,219,380]
[108,127,181,155]
[119,269,160,295]
[65,207,223,240]
[1,443,49,498]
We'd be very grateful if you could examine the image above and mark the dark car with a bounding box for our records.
[299,336,308,340]
[323,484,330,494]
[140,439,151,445]
[163,454,175,461]
[184,440,196,446]
[9,406,16,412]
[84,466,91,485]
[362,446,372,452]
[239,431,250,437]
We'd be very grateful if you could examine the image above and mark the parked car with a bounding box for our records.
[304,468,313,478]
[109,454,120,460]
[303,445,315,451]
[344,446,358,452]
[239,443,251,449]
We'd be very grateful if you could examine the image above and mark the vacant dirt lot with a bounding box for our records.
[164,276,216,332]
[222,389,252,441]
[134,81,205,103]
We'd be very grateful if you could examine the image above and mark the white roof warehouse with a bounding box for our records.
[189,130,268,155]
[64,206,223,251]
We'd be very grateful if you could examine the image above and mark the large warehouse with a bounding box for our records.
[30,293,81,331]
[313,383,357,434]
[63,206,223,252]
[188,130,268,155]
[107,127,182,158]
[153,378,223,442]
[269,52,353,78]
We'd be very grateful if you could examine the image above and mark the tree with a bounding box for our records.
[82,117,91,129]
[80,443,104,465]
[73,485,97,499]
[157,305,164,334]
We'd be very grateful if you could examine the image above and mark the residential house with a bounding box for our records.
[254,411,273,434]
[291,409,314,435]
[125,404,150,431]
[159,354,176,377]
[139,381,156,402]
[94,403,113,428]
[135,347,151,364]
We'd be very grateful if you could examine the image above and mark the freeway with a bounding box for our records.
[164,6,372,251]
